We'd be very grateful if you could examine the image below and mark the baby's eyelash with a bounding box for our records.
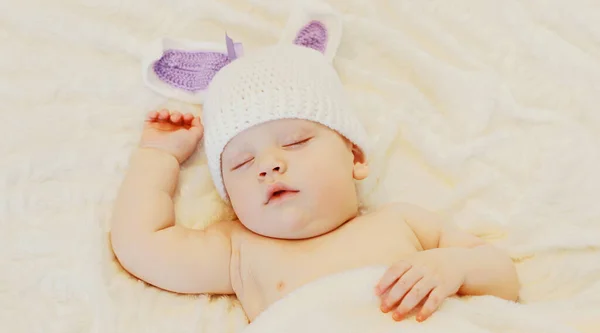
[231,158,253,171]
[284,137,312,147]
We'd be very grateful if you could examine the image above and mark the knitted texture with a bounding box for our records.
[153,50,231,92]
[294,21,328,54]
[203,44,369,200]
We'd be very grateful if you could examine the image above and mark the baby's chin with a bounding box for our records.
[252,208,344,240]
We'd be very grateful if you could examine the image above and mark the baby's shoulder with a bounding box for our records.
[363,201,429,221]
[351,201,428,235]
[362,201,446,245]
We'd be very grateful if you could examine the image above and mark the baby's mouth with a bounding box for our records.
[267,190,299,204]
[265,183,300,204]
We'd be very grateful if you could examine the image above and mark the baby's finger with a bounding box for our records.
[158,109,170,120]
[191,117,202,128]
[375,262,411,296]
[146,111,159,120]
[170,111,182,124]
[393,278,436,321]
[190,118,204,138]
[183,113,195,123]
[416,286,448,322]
[380,267,423,313]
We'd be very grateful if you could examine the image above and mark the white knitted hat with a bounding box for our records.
[142,1,369,200]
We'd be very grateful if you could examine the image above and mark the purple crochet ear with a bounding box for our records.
[152,35,243,93]
[293,20,328,54]
[153,50,229,92]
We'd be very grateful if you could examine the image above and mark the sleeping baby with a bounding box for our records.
[109,3,519,324]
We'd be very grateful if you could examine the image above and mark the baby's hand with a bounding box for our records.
[374,248,467,322]
[139,109,204,163]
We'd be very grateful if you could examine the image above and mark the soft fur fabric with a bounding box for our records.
[2,0,600,332]
[243,266,595,333]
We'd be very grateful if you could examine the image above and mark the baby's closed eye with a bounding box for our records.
[231,157,254,171]
[224,153,254,171]
[283,136,313,148]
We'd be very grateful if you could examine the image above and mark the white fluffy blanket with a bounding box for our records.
[2,0,600,332]
[244,266,594,333]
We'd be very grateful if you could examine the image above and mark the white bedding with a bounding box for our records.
[2,0,600,332]
[243,266,596,333]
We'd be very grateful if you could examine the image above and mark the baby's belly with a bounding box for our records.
[235,234,419,321]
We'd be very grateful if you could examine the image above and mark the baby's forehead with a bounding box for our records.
[222,119,318,151]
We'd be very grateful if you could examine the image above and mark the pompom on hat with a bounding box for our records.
[141,0,369,201]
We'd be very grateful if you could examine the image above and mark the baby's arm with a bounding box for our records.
[394,203,520,301]
[109,110,234,295]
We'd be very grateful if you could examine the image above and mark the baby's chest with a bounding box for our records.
[237,216,420,304]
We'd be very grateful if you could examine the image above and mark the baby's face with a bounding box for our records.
[221,119,368,239]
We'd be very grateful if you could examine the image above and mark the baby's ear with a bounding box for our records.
[278,0,343,63]
[351,144,369,181]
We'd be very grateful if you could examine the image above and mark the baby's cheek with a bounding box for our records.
[228,185,259,217]
[315,165,350,190]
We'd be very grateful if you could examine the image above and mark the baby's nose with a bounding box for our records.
[258,158,286,178]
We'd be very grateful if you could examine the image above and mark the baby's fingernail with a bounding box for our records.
[392,312,403,321]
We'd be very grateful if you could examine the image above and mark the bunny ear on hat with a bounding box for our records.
[278,0,343,63]
[141,35,243,104]
[141,0,342,103]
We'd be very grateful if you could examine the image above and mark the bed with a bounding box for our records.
[2,0,600,332]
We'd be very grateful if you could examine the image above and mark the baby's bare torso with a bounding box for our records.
[229,206,423,321]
